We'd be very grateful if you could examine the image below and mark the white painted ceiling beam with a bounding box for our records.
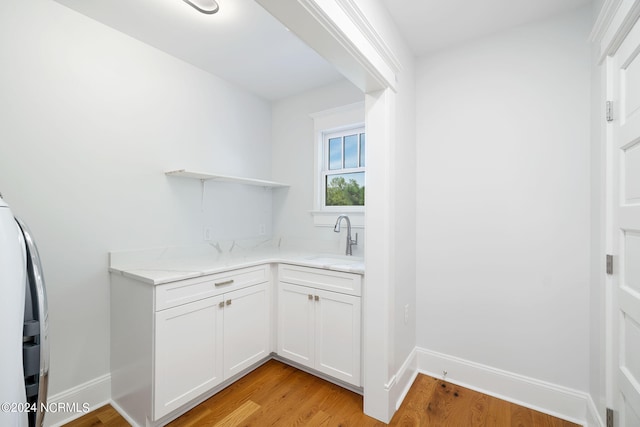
[256,0,397,93]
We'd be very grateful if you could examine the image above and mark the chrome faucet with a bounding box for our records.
[334,214,358,256]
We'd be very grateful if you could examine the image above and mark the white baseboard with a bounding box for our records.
[43,374,111,427]
[41,350,604,427]
[586,395,605,427]
[415,347,590,426]
[110,399,143,427]
[385,348,419,412]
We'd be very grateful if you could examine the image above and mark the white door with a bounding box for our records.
[277,282,315,368]
[154,296,224,420]
[314,288,361,386]
[223,283,270,379]
[610,14,640,427]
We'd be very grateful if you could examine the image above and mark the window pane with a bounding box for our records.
[359,133,365,167]
[325,172,365,206]
[329,137,342,170]
[344,134,358,169]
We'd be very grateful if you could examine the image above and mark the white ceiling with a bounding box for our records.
[53,0,593,100]
[380,0,593,56]
[53,0,344,101]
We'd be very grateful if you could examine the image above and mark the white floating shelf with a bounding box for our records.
[165,169,289,188]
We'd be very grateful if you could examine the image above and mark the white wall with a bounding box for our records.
[0,0,272,400]
[390,49,417,390]
[416,6,592,392]
[271,79,364,253]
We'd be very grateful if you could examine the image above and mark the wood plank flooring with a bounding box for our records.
[63,360,579,427]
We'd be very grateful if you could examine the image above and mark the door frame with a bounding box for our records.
[595,0,640,422]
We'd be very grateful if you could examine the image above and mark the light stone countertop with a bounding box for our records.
[109,243,364,285]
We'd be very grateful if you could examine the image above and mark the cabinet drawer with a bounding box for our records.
[156,265,269,311]
[278,264,361,296]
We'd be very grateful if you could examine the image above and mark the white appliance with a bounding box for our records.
[0,196,49,427]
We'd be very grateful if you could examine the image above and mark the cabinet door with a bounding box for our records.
[223,283,269,379]
[277,283,315,368]
[314,289,361,386]
[154,296,223,420]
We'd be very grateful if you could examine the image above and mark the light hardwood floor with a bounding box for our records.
[63,360,579,426]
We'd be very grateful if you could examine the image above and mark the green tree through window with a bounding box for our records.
[326,176,365,206]
[322,128,365,208]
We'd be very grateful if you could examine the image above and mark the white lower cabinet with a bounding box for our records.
[111,262,363,427]
[223,283,270,378]
[277,265,362,387]
[153,282,270,420]
[110,264,271,426]
[278,283,315,366]
[314,288,361,385]
[154,296,224,420]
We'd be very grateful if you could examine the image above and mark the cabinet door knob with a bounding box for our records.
[218,301,224,308]
[308,294,313,300]
[314,295,319,301]
[226,299,232,306]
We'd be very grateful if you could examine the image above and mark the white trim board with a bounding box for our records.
[386,348,419,412]
[44,373,111,427]
[593,0,640,62]
[586,396,606,427]
[334,0,402,75]
[590,0,624,44]
[415,347,592,426]
[109,399,141,427]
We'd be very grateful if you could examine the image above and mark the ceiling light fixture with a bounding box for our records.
[183,0,219,14]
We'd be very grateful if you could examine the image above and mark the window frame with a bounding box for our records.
[310,102,365,228]
[321,127,366,211]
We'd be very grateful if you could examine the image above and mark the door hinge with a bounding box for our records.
[606,407,614,427]
[606,254,614,275]
[606,101,614,122]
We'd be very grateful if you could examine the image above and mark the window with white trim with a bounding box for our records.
[322,126,365,209]
[310,102,365,226]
